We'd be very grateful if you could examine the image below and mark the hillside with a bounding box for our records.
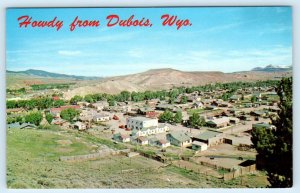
[6,69,101,89]
[63,68,291,99]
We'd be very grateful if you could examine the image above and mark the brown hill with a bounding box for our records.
[63,68,291,99]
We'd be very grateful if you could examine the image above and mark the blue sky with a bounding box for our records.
[6,7,292,77]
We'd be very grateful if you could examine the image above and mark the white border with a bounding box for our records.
[0,1,299,193]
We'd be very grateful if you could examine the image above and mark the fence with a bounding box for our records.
[223,164,256,181]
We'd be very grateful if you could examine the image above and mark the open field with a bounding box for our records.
[7,128,269,188]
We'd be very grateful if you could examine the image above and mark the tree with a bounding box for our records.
[25,111,43,126]
[251,77,292,187]
[251,95,257,103]
[188,112,205,128]
[84,95,94,103]
[60,108,79,123]
[159,110,173,123]
[173,111,183,124]
[45,113,54,124]
[70,95,83,105]
[53,99,65,107]
[180,96,188,104]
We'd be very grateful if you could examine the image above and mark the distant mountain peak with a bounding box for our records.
[251,65,292,72]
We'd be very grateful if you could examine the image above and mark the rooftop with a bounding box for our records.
[194,130,222,141]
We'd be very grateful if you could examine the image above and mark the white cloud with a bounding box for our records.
[58,50,81,56]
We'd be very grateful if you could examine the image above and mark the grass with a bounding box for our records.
[7,128,269,188]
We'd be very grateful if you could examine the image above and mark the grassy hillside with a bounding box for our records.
[7,128,269,188]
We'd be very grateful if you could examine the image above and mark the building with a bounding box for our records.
[93,114,110,122]
[166,132,192,147]
[90,101,109,111]
[73,121,87,131]
[136,136,149,145]
[7,122,36,129]
[193,130,223,147]
[127,117,158,130]
[206,117,230,128]
[157,139,171,148]
[192,141,208,151]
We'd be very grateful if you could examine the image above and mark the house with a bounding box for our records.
[136,136,149,145]
[156,104,175,111]
[192,102,204,109]
[193,130,223,147]
[206,117,230,128]
[90,101,109,111]
[50,105,80,118]
[157,139,171,148]
[113,133,131,143]
[127,117,158,130]
[166,132,192,147]
[7,122,36,129]
[93,114,110,122]
[192,141,208,151]
[77,101,90,107]
[229,117,240,124]
[250,110,266,117]
[229,95,240,103]
[73,121,87,131]
[51,118,70,128]
[138,107,155,115]
[252,123,276,130]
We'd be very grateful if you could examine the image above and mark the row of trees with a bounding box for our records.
[251,77,292,187]
[7,79,279,110]
[7,97,65,110]
[158,110,205,128]
[7,108,80,126]
[69,80,279,105]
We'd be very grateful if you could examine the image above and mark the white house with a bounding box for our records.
[93,114,110,122]
[127,116,158,130]
[192,141,208,151]
[73,121,87,131]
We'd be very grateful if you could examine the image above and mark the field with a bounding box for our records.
[7,128,269,188]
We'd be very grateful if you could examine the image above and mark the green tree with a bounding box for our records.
[45,113,54,124]
[188,112,205,128]
[25,111,43,126]
[251,95,257,103]
[70,95,83,105]
[53,99,65,107]
[181,96,188,104]
[159,110,173,123]
[84,95,94,103]
[251,77,292,187]
[60,108,79,123]
[173,111,183,124]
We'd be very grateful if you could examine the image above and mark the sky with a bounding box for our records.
[6,7,293,77]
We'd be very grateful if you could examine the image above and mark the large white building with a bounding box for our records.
[127,117,158,130]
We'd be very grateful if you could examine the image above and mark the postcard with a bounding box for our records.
[6,7,293,188]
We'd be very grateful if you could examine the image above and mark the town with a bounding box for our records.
[6,79,282,187]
